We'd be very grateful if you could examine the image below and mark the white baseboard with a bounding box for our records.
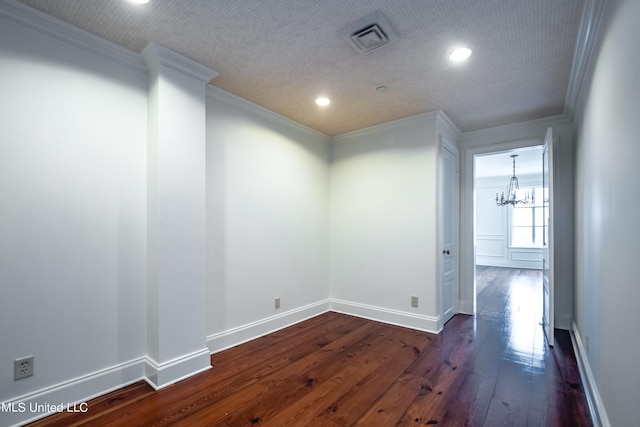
[329,299,441,333]
[1,347,213,426]
[571,322,610,427]
[206,299,331,354]
[144,348,212,390]
[1,358,146,427]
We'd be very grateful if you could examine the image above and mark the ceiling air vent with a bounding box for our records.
[340,11,399,55]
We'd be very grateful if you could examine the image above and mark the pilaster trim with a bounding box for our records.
[141,42,219,83]
[143,348,212,390]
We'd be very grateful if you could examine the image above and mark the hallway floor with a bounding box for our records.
[473,265,592,426]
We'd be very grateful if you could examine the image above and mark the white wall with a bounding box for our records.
[0,2,147,412]
[329,115,441,329]
[573,0,640,424]
[205,89,330,350]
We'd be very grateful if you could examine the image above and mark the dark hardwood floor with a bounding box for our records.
[28,266,592,426]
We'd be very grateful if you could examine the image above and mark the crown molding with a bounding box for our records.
[459,114,571,148]
[141,42,218,83]
[563,0,607,120]
[331,110,443,143]
[206,86,329,140]
[331,110,462,145]
[0,0,145,72]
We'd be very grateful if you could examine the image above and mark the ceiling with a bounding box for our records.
[18,0,586,136]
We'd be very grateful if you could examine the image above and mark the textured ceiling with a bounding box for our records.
[17,0,585,136]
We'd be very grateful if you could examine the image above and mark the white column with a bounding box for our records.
[142,42,218,389]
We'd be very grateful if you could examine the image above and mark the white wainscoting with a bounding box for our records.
[475,175,543,270]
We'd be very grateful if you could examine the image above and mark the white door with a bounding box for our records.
[441,144,458,325]
[542,127,554,346]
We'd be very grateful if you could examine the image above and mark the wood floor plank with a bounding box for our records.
[220,323,394,426]
[262,353,384,426]
[167,321,388,426]
[26,381,155,427]
[353,372,426,427]
[27,268,593,427]
[396,326,478,426]
[316,327,433,426]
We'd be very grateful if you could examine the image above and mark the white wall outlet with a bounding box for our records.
[275,297,281,309]
[411,296,419,308]
[14,356,34,380]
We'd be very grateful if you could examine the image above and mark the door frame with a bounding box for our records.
[459,137,543,315]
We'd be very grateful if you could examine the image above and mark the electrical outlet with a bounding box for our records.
[411,296,419,308]
[275,297,281,309]
[14,356,34,380]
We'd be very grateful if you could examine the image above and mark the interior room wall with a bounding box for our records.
[329,115,441,329]
[205,89,330,351]
[572,0,640,424]
[0,3,147,412]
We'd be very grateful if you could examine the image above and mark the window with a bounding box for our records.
[511,187,544,247]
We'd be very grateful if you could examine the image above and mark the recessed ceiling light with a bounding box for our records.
[315,97,330,106]
[129,0,150,4]
[449,47,472,62]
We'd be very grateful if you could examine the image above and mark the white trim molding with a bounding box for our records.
[141,42,218,83]
[331,110,440,143]
[206,86,329,139]
[0,358,146,427]
[207,300,331,354]
[143,349,212,391]
[0,0,145,72]
[571,322,611,427]
[563,0,607,120]
[330,299,442,334]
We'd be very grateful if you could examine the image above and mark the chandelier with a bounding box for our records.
[495,154,533,206]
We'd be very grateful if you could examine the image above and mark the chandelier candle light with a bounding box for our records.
[495,154,533,206]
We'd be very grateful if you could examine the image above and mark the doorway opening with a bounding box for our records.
[473,146,545,350]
